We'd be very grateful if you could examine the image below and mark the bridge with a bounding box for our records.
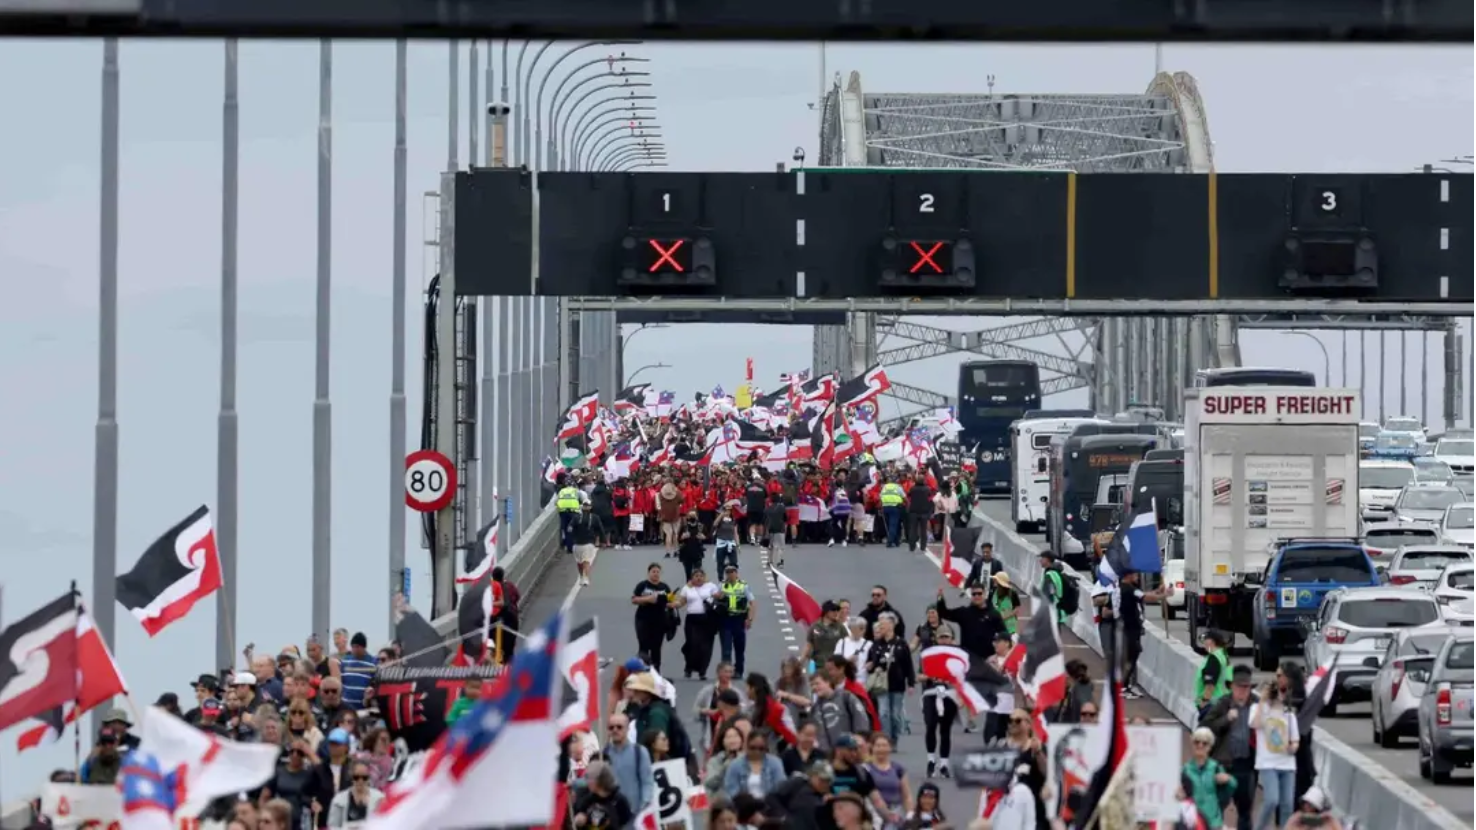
[2,39,1472,830]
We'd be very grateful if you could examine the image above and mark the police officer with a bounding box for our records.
[555,473,581,552]
[716,564,756,675]
[879,479,906,548]
[1196,629,1233,714]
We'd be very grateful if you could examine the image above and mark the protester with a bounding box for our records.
[1250,680,1299,830]
[631,562,674,673]
[1200,664,1259,830]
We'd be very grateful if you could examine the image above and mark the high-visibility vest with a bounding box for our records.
[880,483,905,507]
[1196,648,1231,703]
[556,487,581,512]
[721,581,750,615]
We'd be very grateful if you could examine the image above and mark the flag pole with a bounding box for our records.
[72,581,82,780]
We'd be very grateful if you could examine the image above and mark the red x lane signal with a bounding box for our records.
[647,239,689,273]
[908,241,948,274]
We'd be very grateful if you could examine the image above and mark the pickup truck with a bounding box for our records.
[1252,538,1381,671]
[1418,634,1474,783]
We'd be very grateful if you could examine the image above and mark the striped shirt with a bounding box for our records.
[339,653,378,708]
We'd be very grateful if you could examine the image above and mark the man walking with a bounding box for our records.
[570,501,604,587]
[716,565,756,675]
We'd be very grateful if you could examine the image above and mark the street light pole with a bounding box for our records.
[597,143,667,172]
[533,41,640,171]
[1284,331,1331,386]
[576,114,658,169]
[625,362,670,385]
[584,126,662,170]
[569,102,657,163]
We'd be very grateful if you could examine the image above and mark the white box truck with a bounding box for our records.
[1183,387,1362,650]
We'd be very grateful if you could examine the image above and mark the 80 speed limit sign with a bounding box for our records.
[405,449,456,512]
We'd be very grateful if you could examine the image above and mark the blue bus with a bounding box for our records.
[957,360,1042,494]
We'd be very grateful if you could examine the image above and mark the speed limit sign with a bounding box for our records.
[405,449,456,512]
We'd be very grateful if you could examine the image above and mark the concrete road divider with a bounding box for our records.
[433,501,561,638]
[972,507,1467,830]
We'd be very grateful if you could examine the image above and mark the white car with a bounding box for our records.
[1413,457,1457,484]
[1384,545,1473,591]
[1434,437,1476,476]
[1439,503,1476,549]
[1432,562,1475,620]
[1395,483,1468,525]
[1360,460,1417,522]
[1385,415,1428,439]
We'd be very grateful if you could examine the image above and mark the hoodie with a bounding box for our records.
[809,689,872,753]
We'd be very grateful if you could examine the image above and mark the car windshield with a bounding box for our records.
[1449,570,1476,591]
[1277,549,1373,584]
[1361,466,1415,489]
[1380,433,1419,449]
[1366,530,1439,548]
[1447,641,1474,670]
[1438,440,1475,456]
[1398,489,1464,510]
[1446,507,1476,530]
[1387,419,1423,433]
[1401,550,1472,570]
[1415,461,1454,482]
[1401,633,1453,655]
[1360,423,1382,439]
[1337,598,1440,628]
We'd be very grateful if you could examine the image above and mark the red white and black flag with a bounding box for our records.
[453,574,504,665]
[1017,588,1067,741]
[557,619,600,738]
[835,364,892,408]
[0,589,80,733]
[16,605,129,751]
[116,505,223,637]
[556,391,601,441]
[458,516,501,585]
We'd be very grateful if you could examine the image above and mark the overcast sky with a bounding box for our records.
[0,39,1470,790]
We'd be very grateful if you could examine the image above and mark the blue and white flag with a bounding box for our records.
[1101,499,1163,582]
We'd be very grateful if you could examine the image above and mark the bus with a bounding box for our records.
[1048,431,1159,569]
[957,360,1042,494]
[1192,367,1318,387]
[1010,416,1103,533]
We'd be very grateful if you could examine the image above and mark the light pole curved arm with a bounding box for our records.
[535,41,641,171]
[603,149,669,174]
[1284,331,1332,385]
[598,142,668,173]
[514,41,551,166]
[550,60,650,149]
[587,127,663,171]
[616,159,669,172]
[570,95,658,166]
[575,115,658,170]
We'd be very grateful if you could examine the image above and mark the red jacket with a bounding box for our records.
[698,487,720,512]
[612,486,632,517]
[633,487,655,515]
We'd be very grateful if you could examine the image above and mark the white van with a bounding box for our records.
[1010,416,1102,533]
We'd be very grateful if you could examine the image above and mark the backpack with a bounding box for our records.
[655,700,694,760]
[1051,569,1081,615]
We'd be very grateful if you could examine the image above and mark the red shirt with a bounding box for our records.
[612,486,631,517]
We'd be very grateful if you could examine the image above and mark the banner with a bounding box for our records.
[373,663,505,753]
[953,741,1024,791]
[934,440,965,476]
[650,758,709,829]
[42,783,228,830]
[1045,723,1180,822]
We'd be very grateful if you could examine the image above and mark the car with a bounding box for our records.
[1359,421,1383,456]
[1253,539,1381,671]
[1416,635,1474,783]
[1372,625,1466,747]
[1455,476,1475,500]
[1303,586,1442,712]
[1384,545,1473,591]
[1385,415,1428,439]
[1433,563,1476,619]
[1359,460,1417,522]
[1439,503,1476,549]
[1434,437,1476,476]
[1394,483,1468,525]
[1372,430,1424,460]
[1414,457,1458,484]
[1364,522,1441,561]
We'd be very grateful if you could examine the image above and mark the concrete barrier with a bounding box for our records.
[972,506,1467,830]
[432,500,561,637]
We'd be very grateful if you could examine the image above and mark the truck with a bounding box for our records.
[1183,386,1362,650]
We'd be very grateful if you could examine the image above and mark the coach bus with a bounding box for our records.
[1192,367,1317,388]
[957,360,1042,494]
[1047,426,1159,569]
[1010,415,1103,533]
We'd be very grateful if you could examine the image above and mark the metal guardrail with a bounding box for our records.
[0,502,565,830]
[972,507,1468,830]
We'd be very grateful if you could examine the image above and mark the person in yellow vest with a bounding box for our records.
[555,474,582,552]
[1196,629,1233,713]
[716,564,756,675]
[879,479,906,548]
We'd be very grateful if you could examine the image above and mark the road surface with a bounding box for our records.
[972,498,1475,823]
[521,528,1191,827]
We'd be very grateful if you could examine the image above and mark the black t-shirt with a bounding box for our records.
[633,580,672,625]
[746,485,768,514]
[574,789,635,830]
[829,761,876,798]
[1117,585,1145,633]
[781,745,819,776]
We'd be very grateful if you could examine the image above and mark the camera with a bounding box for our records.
[792,146,806,166]
[486,101,511,117]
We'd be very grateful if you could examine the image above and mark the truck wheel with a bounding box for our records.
[1254,638,1279,671]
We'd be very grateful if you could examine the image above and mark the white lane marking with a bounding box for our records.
[1440,179,1449,202]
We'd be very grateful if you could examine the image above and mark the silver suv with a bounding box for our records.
[1371,626,1463,747]
[1304,587,1442,714]
[1384,545,1473,591]
[1417,635,1474,783]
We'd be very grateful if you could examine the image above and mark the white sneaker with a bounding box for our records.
[827,539,834,548]
[581,576,591,587]
[841,540,848,548]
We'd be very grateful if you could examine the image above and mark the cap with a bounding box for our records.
[102,708,131,727]
[201,698,223,713]
[832,734,859,750]
[807,760,835,779]
[327,727,352,745]
[350,632,369,648]
[231,672,257,687]
[622,657,649,673]
[1301,786,1328,810]
[191,673,220,691]
[277,650,297,663]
